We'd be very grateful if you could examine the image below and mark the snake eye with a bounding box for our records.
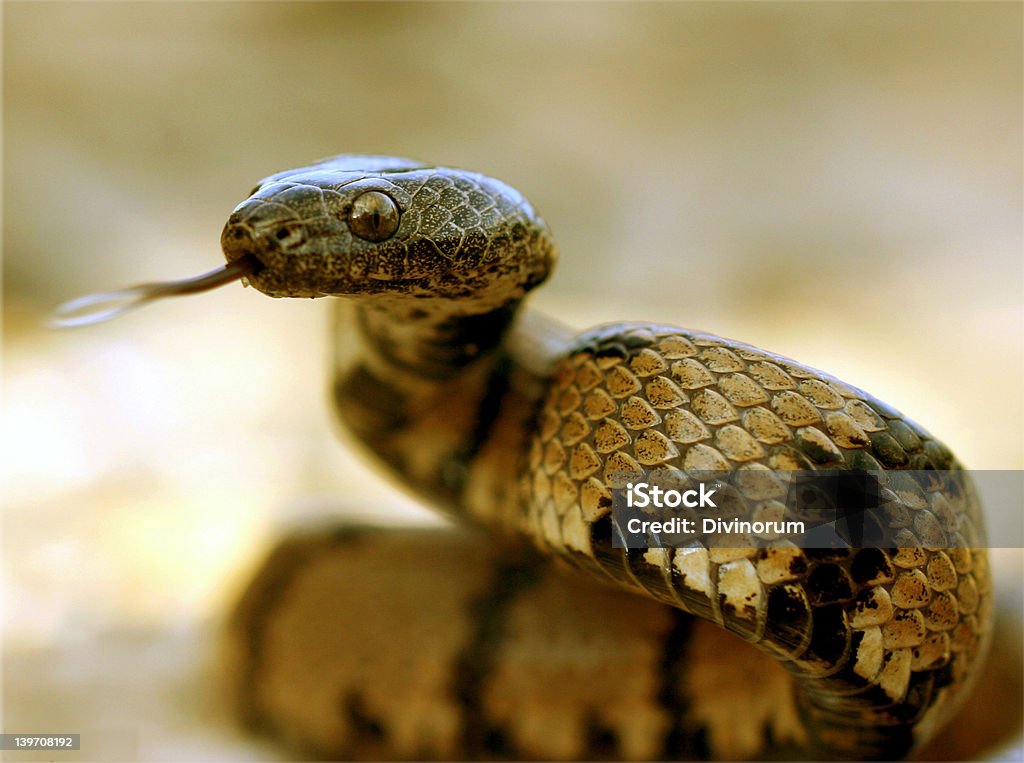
[348,191,400,242]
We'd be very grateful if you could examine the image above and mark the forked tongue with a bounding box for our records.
[48,253,262,329]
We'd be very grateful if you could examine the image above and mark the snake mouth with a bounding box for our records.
[221,219,276,280]
[222,246,268,290]
[227,247,266,275]
[249,254,267,274]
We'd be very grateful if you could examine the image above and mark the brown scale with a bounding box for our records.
[520,331,990,754]
[53,155,992,760]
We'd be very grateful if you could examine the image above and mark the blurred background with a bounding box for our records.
[3,3,1021,760]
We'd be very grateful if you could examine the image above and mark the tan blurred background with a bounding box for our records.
[3,3,1021,761]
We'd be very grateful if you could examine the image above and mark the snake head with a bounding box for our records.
[221,155,557,309]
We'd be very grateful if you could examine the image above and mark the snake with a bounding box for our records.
[54,155,992,760]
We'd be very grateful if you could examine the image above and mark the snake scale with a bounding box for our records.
[60,155,993,760]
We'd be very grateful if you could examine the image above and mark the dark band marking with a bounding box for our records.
[230,525,370,736]
[450,353,516,500]
[451,556,543,758]
[341,690,388,758]
[333,365,410,437]
[657,611,711,759]
[582,712,619,759]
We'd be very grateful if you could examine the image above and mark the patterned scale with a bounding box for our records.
[520,323,991,756]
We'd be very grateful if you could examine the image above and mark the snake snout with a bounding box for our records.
[221,200,310,266]
[221,197,337,298]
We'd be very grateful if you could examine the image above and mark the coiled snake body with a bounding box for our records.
[202,155,992,760]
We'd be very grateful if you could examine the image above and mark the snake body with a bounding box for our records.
[220,155,991,760]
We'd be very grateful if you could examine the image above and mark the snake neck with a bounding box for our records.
[331,298,569,522]
[350,299,519,384]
